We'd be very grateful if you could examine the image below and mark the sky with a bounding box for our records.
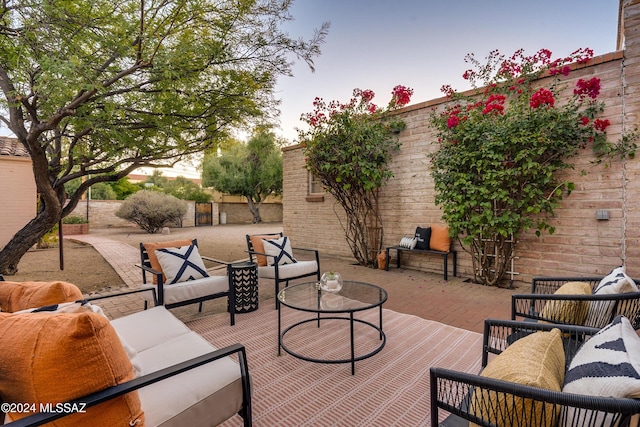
[0,0,621,178]
[274,0,621,142]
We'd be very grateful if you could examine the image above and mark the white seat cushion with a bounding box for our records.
[137,331,244,427]
[111,306,191,353]
[258,260,318,279]
[140,275,229,306]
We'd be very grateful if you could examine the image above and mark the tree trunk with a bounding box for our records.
[246,197,263,224]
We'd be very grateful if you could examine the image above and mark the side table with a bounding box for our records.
[228,261,259,313]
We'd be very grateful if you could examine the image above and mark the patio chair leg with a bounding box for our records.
[198,301,203,312]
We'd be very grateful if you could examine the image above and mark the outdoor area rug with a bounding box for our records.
[187,300,483,426]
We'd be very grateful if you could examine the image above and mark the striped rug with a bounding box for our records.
[187,301,483,427]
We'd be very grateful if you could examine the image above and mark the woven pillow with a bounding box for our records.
[429,224,451,252]
[262,236,297,266]
[539,281,592,326]
[0,311,144,426]
[143,239,193,284]
[0,280,83,312]
[562,315,640,425]
[586,266,639,328]
[470,328,565,427]
[249,234,282,266]
[155,244,209,284]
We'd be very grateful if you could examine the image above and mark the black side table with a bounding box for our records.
[228,261,259,313]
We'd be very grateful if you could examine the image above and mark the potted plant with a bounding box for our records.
[61,215,89,235]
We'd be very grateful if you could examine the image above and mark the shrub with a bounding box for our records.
[62,215,88,224]
[115,190,187,233]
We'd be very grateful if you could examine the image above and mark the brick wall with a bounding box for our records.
[0,156,36,247]
[283,0,640,284]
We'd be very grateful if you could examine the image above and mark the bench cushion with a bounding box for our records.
[0,311,144,426]
[111,306,191,353]
[137,331,244,427]
[0,281,83,312]
[258,260,318,279]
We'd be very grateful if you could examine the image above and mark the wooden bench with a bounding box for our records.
[385,246,457,280]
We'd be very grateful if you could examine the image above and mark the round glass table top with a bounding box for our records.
[277,280,388,313]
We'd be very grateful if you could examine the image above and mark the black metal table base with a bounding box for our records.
[278,312,386,375]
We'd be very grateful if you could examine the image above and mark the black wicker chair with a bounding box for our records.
[430,319,640,427]
[511,276,640,329]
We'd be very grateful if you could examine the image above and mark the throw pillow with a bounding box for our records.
[429,223,451,252]
[399,236,417,249]
[0,280,83,312]
[143,239,193,284]
[249,234,282,266]
[155,244,209,284]
[586,266,639,328]
[470,328,565,427]
[414,226,431,250]
[262,236,297,266]
[562,315,640,425]
[0,311,144,426]
[539,281,592,326]
[14,301,143,377]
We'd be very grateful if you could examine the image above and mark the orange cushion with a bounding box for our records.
[0,281,83,312]
[249,234,282,266]
[143,239,193,284]
[0,311,144,426]
[429,224,451,252]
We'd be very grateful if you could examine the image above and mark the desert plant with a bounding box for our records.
[115,190,187,233]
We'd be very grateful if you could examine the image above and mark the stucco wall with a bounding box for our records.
[283,0,640,285]
[0,156,36,247]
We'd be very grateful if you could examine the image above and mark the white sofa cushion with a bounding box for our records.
[111,306,191,353]
[139,275,230,306]
[137,331,244,427]
[258,260,318,279]
[262,236,297,265]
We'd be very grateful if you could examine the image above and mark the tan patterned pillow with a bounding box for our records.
[470,328,565,427]
[539,281,592,326]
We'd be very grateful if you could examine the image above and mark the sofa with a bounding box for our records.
[0,280,252,427]
[431,318,640,426]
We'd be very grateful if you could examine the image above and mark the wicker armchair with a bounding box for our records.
[512,276,640,329]
[430,319,640,427]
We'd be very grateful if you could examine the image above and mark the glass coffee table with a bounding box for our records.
[277,280,388,375]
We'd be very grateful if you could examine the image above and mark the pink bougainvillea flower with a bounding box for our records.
[447,115,460,128]
[594,118,610,132]
[390,85,413,107]
[580,117,590,126]
[530,88,555,108]
[574,77,601,99]
[368,103,377,113]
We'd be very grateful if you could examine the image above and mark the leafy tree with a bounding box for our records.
[115,190,187,233]
[298,86,413,267]
[89,182,118,200]
[163,176,212,203]
[429,48,637,286]
[0,0,328,274]
[201,130,282,223]
[110,177,143,200]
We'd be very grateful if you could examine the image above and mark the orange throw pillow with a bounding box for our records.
[249,234,282,266]
[429,224,451,252]
[0,311,144,426]
[143,239,193,284]
[0,281,83,312]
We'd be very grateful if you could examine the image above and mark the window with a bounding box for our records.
[306,172,324,202]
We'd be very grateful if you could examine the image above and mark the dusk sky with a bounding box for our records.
[276,0,621,142]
